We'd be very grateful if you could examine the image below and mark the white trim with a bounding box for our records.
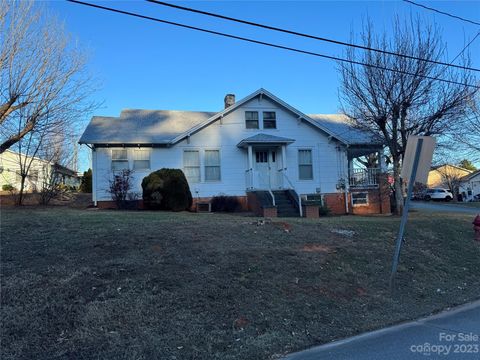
[183,149,201,183]
[204,148,221,182]
[92,148,97,206]
[298,148,314,181]
[170,88,347,145]
[351,191,369,206]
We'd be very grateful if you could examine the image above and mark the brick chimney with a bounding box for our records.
[224,94,235,108]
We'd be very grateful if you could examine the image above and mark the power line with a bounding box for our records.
[66,0,480,89]
[450,31,480,64]
[147,0,480,73]
[403,0,480,26]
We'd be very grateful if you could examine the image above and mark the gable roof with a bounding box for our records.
[237,133,295,148]
[79,88,383,147]
[79,110,216,145]
[461,169,480,182]
[430,164,473,174]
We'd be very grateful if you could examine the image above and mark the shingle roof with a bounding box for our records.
[79,110,216,145]
[237,133,295,148]
[79,89,383,147]
[307,114,382,145]
[461,169,480,182]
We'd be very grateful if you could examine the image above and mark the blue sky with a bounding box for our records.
[46,0,480,170]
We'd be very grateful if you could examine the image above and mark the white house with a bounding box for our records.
[0,150,50,191]
[0,149,81,192]
[79,89,390,216]
[460,170,480,202]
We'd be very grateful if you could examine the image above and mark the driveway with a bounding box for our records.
[411,201,479,215]
[283,301,480,360]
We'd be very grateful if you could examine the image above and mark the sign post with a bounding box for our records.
[390,136,435,292]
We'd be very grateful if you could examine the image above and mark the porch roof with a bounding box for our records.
[237,133,295,148]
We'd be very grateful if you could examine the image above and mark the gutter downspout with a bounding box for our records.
[344,145,350,214]
[344,182,349,215]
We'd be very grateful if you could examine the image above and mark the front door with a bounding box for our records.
[254,150,280,189]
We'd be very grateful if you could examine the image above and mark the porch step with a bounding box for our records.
[273,190,300,217]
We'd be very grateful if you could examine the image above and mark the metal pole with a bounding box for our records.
[389,138,424,292]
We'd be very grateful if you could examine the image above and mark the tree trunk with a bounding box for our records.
[392,157,404,215]
[17,175,26,205]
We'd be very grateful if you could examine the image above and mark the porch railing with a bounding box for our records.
[245,169,275,206]
[349,168,380,187]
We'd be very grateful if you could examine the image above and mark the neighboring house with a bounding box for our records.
[79,88,391,216]
[0,149,80,191]
[427,164,472,195]
[459,170,480,202]
[53,163,82,188]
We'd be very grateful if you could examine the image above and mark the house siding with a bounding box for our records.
[92,96,347,202]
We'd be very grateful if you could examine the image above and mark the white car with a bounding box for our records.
[424,188,454,201]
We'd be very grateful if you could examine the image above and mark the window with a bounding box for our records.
[256,151,268,163]
[28,170,39,181]
[245,111,259,129]
[352,192,368,206]
[112,149,128,171]
[184,150,200,183]
[298,150,313,180]
[133,149,150,170]
[205,150,221,181]
[263,111,277,129]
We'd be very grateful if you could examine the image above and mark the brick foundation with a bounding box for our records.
[302,205,319,218]
[323,193,349,215]
[97,200,145,209]
[246,192,277,217]
[262,207,278,218]
[191,196,249,212]
[350,188,391,215]
[350,175,391,215]
[322,188,391,215]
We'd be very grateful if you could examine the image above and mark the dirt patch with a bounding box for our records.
[301,244,336,253]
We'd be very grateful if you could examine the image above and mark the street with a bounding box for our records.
[283,301,480,360]
[411,202,479,215]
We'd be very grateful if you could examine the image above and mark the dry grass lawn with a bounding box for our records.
[1,207,479,359]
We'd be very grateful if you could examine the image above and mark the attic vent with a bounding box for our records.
[224,94,235,108]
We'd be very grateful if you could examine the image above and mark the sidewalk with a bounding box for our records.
[283,301,480,359]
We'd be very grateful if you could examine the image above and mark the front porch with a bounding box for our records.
[349,167,381,188]
[238,133,297,192]
[347,144,387,189]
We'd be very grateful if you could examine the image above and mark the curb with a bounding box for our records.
[282,299,480,359]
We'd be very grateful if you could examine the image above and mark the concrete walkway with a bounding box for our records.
[283,301,480,360]
[411,201,480,214]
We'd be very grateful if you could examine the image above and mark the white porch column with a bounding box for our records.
[248,145,253,170]
[281,145,287,170]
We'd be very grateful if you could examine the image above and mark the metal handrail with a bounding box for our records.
[247,168,275,206]
[278,169,302,217]
[264,169,275,207]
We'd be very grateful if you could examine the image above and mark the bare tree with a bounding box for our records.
[338,17,479,214]
[13,112,77,205]
[0,0,96,154]
[454,112,480,163]
[433,165,466,201]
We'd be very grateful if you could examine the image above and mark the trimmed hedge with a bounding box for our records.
[142,169,192,211]
[2,184,15,192]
